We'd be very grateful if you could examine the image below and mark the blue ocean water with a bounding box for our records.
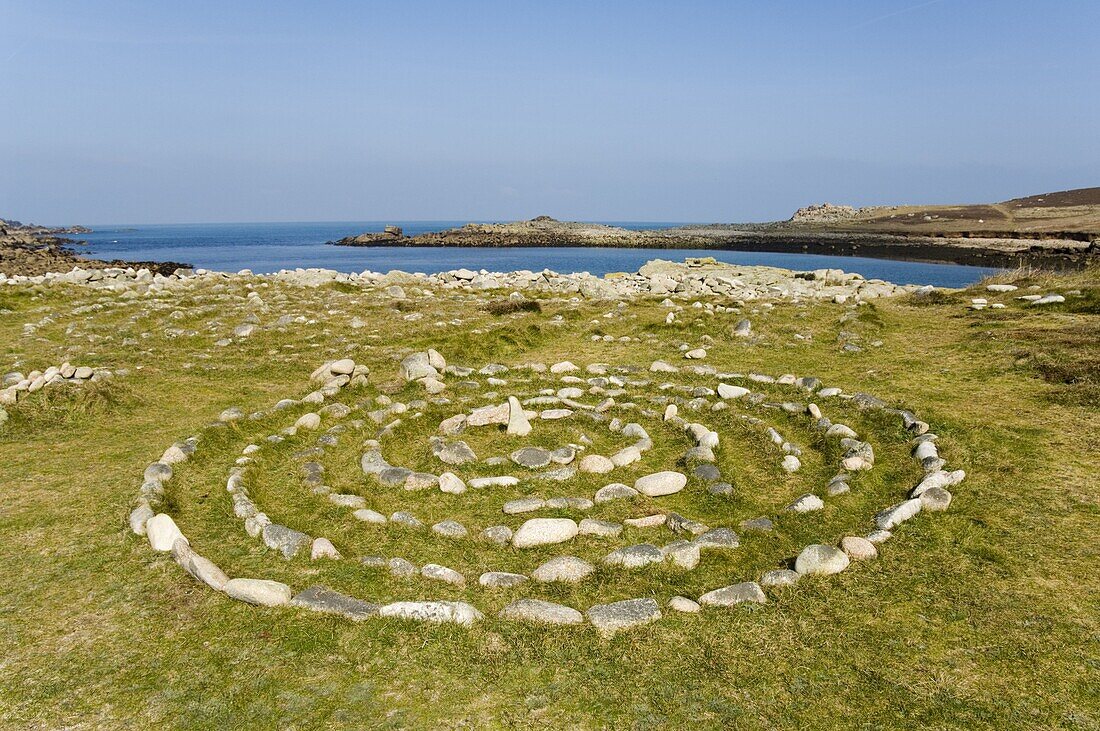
[74,221,999,288]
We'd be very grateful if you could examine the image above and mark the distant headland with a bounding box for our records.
[330,188,1100,268]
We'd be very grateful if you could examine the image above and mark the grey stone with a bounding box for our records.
[377,467,413,487]
[500,599,584,625]
[586,598,662,635]
[512,518,578,547]
[919,486,953,511]
[531,556,594,583]
[479,571,529,588]
[662,540,701,569]
[707,482,734,496]
[379,601,483,625]
[760,569,800,587]
[668,596,702,613]
[875,498,922,530]
[604,543,665,568]
[262,524,311,559]
[594,483,639,503]
[740,516,774,532]
[390,511,424,528]
[667,512,710,536]
[388,557,418,577]
[545,496,594,510]
[578,518,622,537]
[171,539,228,591]
[511,446,552,468]
[694,528,740,549]
[290,585,379,620]
[693,463,722,482]
[698,582,766,607]
[481,525,514,545]
[503,496,545,515]
[421,563,465,586]
[432,519,468,538]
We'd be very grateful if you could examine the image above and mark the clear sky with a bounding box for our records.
[2,0,1098,224]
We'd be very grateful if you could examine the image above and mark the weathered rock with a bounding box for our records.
[760,568,801,587]
[499,599,584,625]
[421,563,465,585]
[262,524,311,559]
[438,472,467,494]
[694,528,739,549]
[841,535,877,560]
[919,486,953,511]
[290,585,379,619]
[481,525,514,545]
[506,395,532,436]
[594,483,639,503]
[511,446,552,469]
[668,596,702,613]
[604,543,665,568]
[579,518,622,537]
[795,544,850,575]
[532,555,594,583]
[171,538,228,590]
[512,518,578,547]
[379,601,483,625]
[634,471,687,497]
[586,598,661,635]
[479,571,529,588]
[698,582,766,607]
[578,454,615,474]
[875,498,922,530]
[310,537,342,560]
[224,578,292,607]
[432,519,468,538]
[146,513,185,552]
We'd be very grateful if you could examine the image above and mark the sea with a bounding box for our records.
[74,221,1000,288]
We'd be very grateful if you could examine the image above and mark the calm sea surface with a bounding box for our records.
[75,221,999,288]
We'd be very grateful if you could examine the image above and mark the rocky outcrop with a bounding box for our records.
[0,218,188,277]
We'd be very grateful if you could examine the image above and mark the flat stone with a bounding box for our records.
[503,496,545,515]
[795,544,850,575]
[500,599,584,625]
[290,585,379,620]
[662,539,701,569]
[511,446,552,469]
[866,529,892,544]
[707,482,734,496]
[421,563,465,585]
[469,476,519,489]
[668,596,702,613]
[404,472,439,491]
[578,454,615,474]
[379,601,483,625]
[224,578,292,607]
[586,598,662,636]
[531,556,594,583]
[694,528,740,549]
[693,463,722,482]
[594,483,639,503]
[717,383,751,399]
[479,571,529,588]
[604,543,665,568]
[667,512,709,536]
[875,498,922,530]
[329,493,367,509]
[376,467,412,487]
[481,525,513,545]
[512,518,578,548]
[740,517,774,532]
[610,446,642,467]
[841,536,877,560]
[760,569,800,587]
[388,557,418,577]
[634,471,687,497]
[579,518,622,537]
[434,440,477,465]
[390,511,424,528]
[262,524,311,559]
[624,514,666,528]
[698,582,767,607]
[352,508,387,524]
[432,519,468,538]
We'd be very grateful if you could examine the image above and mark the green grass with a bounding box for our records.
[0,268,1098,729]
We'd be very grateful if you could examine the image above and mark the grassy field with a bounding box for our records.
[0,265,1097,729]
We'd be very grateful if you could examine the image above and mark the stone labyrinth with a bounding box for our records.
[131,348,964,635]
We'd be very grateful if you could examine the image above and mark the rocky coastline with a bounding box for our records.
[0,218,189,277]
[330,216,1095,269]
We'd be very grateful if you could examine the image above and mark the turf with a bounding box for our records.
[0,267,1097,729]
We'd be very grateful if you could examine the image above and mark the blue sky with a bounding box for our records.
[2,0,1098,224]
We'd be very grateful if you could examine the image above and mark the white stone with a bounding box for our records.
[224,578,292,607]
[512,518,578,548]
[146,513,185,552]
[634,471,687,497]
